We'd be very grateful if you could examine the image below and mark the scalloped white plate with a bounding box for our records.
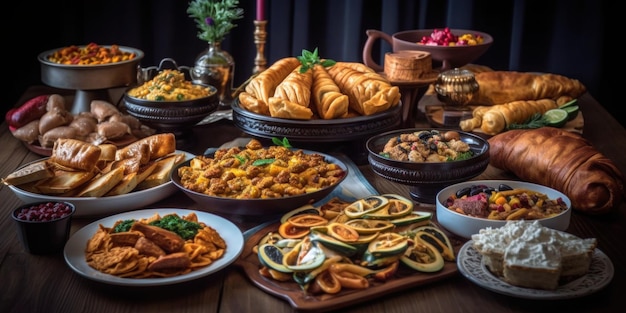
[64,208,244,286]
[457,240,614,299]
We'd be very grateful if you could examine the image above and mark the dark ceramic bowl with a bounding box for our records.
[123,85,219,148]
[12,201,76,254]
[170,149,348,217]
[366,128,490,203]
[395,29,493,70]
[231,100,402,164]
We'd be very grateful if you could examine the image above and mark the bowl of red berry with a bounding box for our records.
[12,201,75,254]
[364,28,493,70]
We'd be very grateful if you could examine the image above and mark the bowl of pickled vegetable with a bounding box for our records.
[435,180,571,239]
[366,128,490,204]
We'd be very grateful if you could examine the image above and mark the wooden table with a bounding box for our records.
[1,86,625,313]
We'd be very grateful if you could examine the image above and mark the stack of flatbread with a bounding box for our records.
[238,58,400,120]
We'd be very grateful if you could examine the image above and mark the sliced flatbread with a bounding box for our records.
[76,166,125,197]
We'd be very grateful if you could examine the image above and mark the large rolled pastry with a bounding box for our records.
[327,63,400,115]
[268,65,314,119]
[469,71,587,105]
[488,128,624,215]
[239,57,300,115]
[311,64,349,119]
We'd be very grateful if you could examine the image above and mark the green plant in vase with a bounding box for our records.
[187,0,244,108]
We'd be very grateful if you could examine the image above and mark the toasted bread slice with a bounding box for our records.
[106,172,138,196]
[135,153,185,190]
[34,169,96,194]
[76,166,125,197]
[2,160,54,186]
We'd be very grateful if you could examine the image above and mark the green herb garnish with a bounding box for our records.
[113,219,135,233]
[297,48,336,73]
[252,158,275,166]
[272,137,292,148]
[507,113,548,130]
[149,215,202,240]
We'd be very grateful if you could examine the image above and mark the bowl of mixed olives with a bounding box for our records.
[435,180,571,238]
[366,128,490,203]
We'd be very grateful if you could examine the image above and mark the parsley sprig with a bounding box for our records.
[297,48,336,73]
[507,113,548,130]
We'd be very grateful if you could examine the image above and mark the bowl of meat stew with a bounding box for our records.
[436,180,571,239]
[366,128,490,203]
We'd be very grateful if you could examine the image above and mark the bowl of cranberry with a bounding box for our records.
[12,201,75,254]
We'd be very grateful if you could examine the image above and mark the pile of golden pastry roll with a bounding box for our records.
[238,58,400,120]
[453,68,587,135]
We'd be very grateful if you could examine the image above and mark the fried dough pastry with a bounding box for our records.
[239,57,300,115]
[327,63,400,116]
[50,138,102,172]
[461,98,560,135]
[268,65,314,119]
[469,71,587,105]
[311,64,349,119]
[488,128,624,215]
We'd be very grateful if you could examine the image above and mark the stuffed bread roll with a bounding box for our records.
[469,71,587,106]
[311,64,349,119]
[478,99,559,135]
[268,65,314,120]
[50,138,102,172]
[327,64,400,116]
[488,128,624,215]
[241,57,300,115]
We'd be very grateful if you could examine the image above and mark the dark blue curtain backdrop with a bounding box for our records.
[6,0,620,126]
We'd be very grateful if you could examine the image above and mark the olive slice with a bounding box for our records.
[278,221,310,239]
[413,226,455,261]
[365,232,408,258]
[280,204,323,224]
[344,196,389,218]
[282,238,326,272]
[258,243,292,273]
[326,223,360,242]
[344,219,394,234]
[400,240,444,272]
[287,214,328,227]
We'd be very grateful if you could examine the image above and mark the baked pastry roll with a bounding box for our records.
[50,138,102,172]
[268,65,314,119]
[240,57,300,115]
[327,64,400,116]
[469,71,587,105]
[488,128,624,215]
[311,64,349,119]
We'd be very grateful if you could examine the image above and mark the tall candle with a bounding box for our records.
[256,0,265,20]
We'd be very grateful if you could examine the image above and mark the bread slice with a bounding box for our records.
[34,169,96,194]
[76,166,125,197]
[105,172,138,196]
[2,160,54,186]
[135,153,185,190]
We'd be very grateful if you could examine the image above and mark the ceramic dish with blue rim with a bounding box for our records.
[64,208,244,286]
[457,240,614,299]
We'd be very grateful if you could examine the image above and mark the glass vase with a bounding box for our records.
[190,41,235,109]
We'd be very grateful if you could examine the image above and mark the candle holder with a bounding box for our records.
[253,20,268,74]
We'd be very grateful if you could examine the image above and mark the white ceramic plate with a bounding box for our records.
[8,150,194,218]
[63,208,244,286]
[457,240,614,299]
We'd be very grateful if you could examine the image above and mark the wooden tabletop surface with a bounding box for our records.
[1,86,625,313]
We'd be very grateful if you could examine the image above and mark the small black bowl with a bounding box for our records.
[12,201,76,254]
[123,85,219,148]
[366,128,490,203]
